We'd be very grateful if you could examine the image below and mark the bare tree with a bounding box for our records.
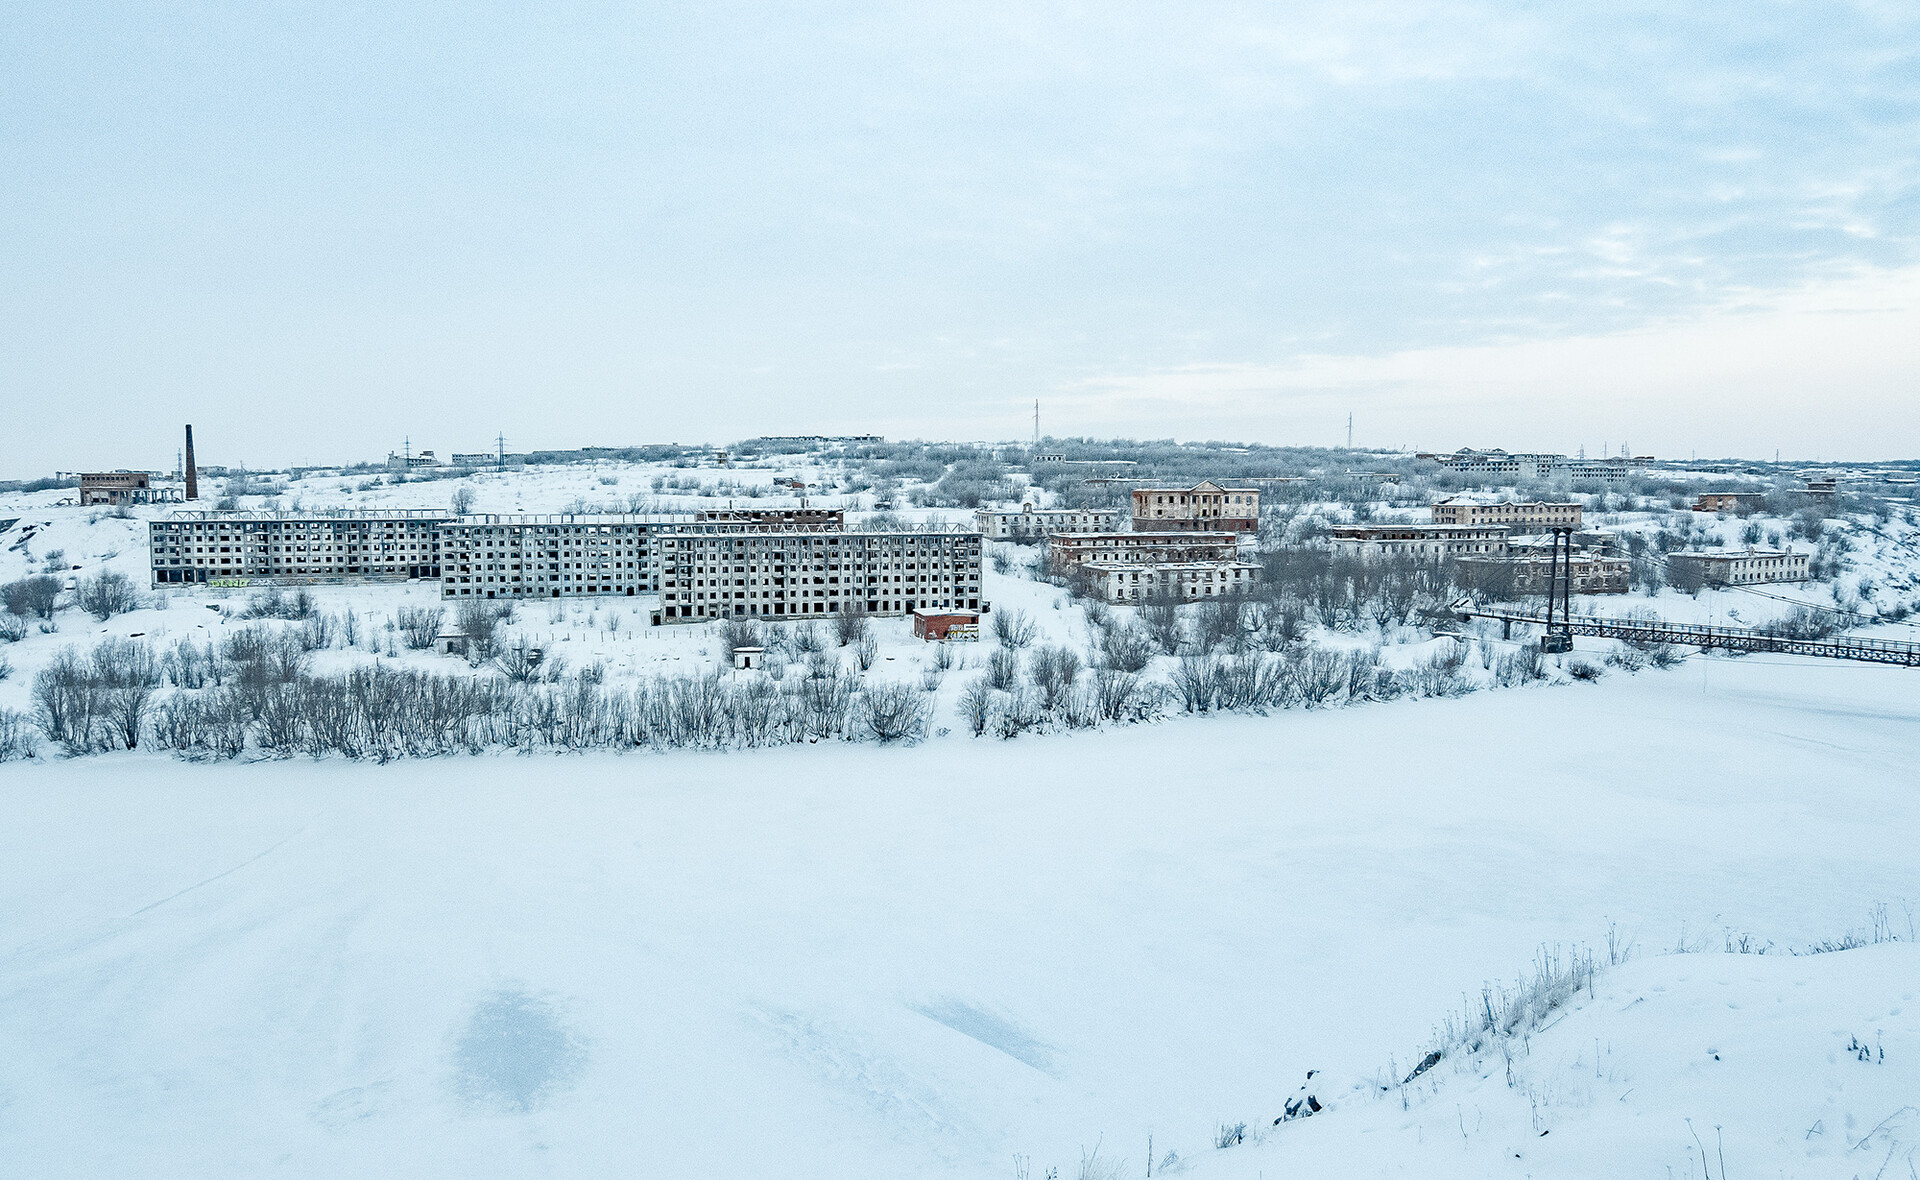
[986,647,1020,691]
[1140,597,1183,654]
[450,483,476,515]
[834,600,870,646]
[853,632,879,671]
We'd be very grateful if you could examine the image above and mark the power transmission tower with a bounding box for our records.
[497,432,507,471]
[1033,400,1040,447]
[1346,412,1353,449]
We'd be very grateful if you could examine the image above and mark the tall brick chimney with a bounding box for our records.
[184,424,198,500]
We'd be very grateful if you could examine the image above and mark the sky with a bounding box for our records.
[3,1,1917,476]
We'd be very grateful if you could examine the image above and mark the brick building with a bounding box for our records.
[1131,481,1259,532]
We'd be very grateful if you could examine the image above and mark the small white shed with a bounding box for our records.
[731,645,765,670]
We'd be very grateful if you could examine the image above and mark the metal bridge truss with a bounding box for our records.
[1451,607,1920,668]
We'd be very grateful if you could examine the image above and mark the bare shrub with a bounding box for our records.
[957,676,994,736]
[3,575,61,621]
[986,647,1020,691]
[1140,599,1182,654]
[991,608,1037,649]
[396,607,443,651]
[1097,624,1155,673]
[859,681,929,743]
[1027,645,1082,712]
[0,708,36,761]
[853,632,879,671]
[77,571,139,620]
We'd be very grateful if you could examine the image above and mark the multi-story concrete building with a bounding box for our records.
[973,506,1126,540]
[1082,560,1262,603]
[657,529,982,622]
[1131,481,1260,532]
[1326,524,1510,560]
[1049,531,1242,570]
[1430,498,1581,532]
[438,513,849,600]
[80,471,171,506]
[1666,548,1809,586]
[1418,449,1649,485]
[148,510,452,586]
[1455,554,1631,595]
[696,507,846,530]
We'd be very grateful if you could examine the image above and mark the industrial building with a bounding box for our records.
[1049,531,1242,570]
[973,505,1126,540]
[79,471,175,506]
[147,510,452,585]
[1130,481,1260,532]
[1082,560,1262,603]
[1430,498,1581,532]
[657,528,983,622]
[1326,524,1510,560]
[1666,549,1809,586]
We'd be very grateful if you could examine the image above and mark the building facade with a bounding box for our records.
[148,510,451,585]
[1430,498,1582,531]
[1049,531,1242,570]
[437,513,850,600]
[1666,549,1809,586]
[657,529,982,622]
[1082,560,1262,603]
[1326,524,1510,560]
[1693,492,1768,513]
[80,471,168,506]
[973,506,1126,540]
[1455,554,1631,595]
[1130,481,1260,532]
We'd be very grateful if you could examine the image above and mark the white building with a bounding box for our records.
[1326,524,1510,560]
[1430,498,1582,531]
[148,510,451,586]
[1083,560,1262,603]
[1666,548,1809,586]
[658,529,983,622]
[973,505,1125,540]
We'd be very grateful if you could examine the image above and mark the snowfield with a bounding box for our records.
[3,654,1917,1178]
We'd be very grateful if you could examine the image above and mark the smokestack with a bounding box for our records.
[184,425,198,500]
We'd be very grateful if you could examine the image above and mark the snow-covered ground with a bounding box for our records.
[3,654,1917,1178]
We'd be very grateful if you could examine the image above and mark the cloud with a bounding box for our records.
[1053,265,1920,458]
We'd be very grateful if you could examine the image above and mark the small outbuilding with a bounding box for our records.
[912,608,980,642]
[732,645,765,670]
[434,622,469,657]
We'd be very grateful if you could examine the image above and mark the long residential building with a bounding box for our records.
[1455,554,1631,595]
[657,529,982,622]
[437,513,852,600]
[1665,548,1809,586]
[148,510,452,585]
[1131,481,1260,532]
[973,506,1126,540]
[1430,498,1581,531]
[1083,560,1262,603]
[1326,524,1510,560]
[1049,530,1242,570]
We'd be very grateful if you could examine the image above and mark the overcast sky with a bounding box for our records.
[4,2,1917,476]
